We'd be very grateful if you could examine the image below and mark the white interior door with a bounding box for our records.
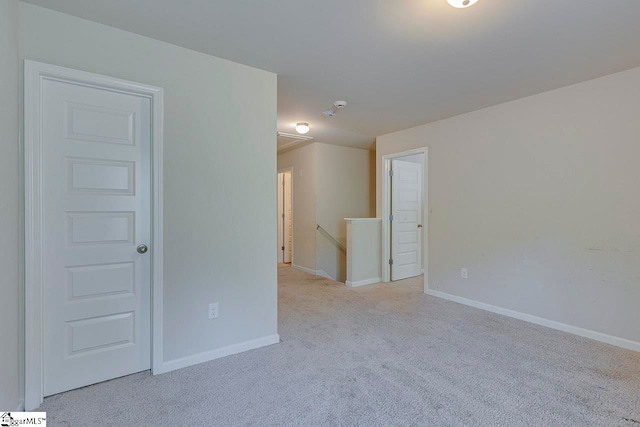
[283,172,292,263]
[277,173,284,263]
[391,159,423,281]
[42,76,151,396]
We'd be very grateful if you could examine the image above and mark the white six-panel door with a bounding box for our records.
[41,76,152,396]
[391,159,423,281]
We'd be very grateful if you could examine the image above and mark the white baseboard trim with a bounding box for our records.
[346,277,382,288]
[292,264,316,275]
[156,334,280,374]
[315,269,335,281]
[425,289,640,353]
[292,264,339,282]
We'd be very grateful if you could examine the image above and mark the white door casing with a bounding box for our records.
[283,171,292,263]
[391,159,422,281]
[276,170,293,264]
[25,61,164,410]
[277,172,284,263]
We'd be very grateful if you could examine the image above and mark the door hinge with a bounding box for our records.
[282,213,285,219]
[389,214,393,221]
[389,170,393,177]
[389,258,394,265]
[282,246,285,251]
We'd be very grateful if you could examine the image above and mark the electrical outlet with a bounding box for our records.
[461,268,468,279]
[208,302,219,319]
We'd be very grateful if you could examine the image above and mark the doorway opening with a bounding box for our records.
[277,168,293,265]
[381,148,428,288]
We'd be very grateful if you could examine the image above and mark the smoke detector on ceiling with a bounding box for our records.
[333,101,347,109]
[323,109,336,117]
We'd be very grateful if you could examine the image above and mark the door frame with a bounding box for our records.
[277,167,294,265]
[24,60,165,410]
[381,147,428,290]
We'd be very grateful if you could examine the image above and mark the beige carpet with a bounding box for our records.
[39,265,640,426]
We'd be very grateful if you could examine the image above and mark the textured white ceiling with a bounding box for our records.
[24,0,640,150]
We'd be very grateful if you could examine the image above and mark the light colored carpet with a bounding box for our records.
[39,265,640,426]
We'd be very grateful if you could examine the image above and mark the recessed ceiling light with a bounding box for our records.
[447,0,479,8]
[295,122,310,134]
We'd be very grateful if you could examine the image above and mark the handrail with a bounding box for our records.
[316,224,346,253]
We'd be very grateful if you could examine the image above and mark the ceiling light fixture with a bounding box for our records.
[447,0,479,8]
[295,122,310,134]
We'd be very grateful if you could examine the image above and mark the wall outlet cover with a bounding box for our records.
[461,268,468,279]
[209,302,219,319]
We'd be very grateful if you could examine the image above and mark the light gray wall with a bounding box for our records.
[0,0,21,411]
[368,150,377,216]
[277,143,317,272]
[345,220,382,284]
[278,142,373,281]
[377,66,640,344]
[22,3,278,363]
[315,143,373,281]
[399,153,424,164]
